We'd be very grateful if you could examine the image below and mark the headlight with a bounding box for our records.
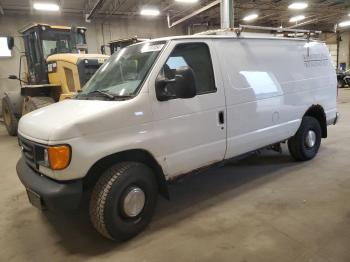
[47,145,71,170]
[39,145,71,170]
[19,136,71,172]
[44,148,49,164]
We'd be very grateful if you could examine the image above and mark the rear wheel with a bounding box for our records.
[22,96,55,116]
[338,79,346,88]
[1,96,18,136]
[89,162,158,241]
[344,77,350,87]
[288,116,322,161]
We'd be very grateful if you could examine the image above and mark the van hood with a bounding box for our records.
[18,96,150,142]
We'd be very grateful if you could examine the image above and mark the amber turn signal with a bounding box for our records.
[48,145,71,170]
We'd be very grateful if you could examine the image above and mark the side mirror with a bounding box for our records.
[7,36,14,50]
[8,75,18,80]
[156,66,196,101]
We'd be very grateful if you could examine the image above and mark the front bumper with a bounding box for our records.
[16,157,83,211]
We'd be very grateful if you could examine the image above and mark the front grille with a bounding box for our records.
[19,137,36,169]
[18,136,46,171]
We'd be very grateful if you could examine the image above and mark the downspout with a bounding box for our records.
[336,31,340,70]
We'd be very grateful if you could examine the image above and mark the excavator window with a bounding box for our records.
[76,31,86,45]
[28,32,41,64]
[41,30,73,58]
[42,39,70,58]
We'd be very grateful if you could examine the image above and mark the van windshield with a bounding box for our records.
[79,41,166,99]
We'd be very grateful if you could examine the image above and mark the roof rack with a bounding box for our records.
[195,25,322,39]
[194,28,235,35]
[238,25,322,35]
[108,37,149,45]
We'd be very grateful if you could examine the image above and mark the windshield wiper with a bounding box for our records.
[89,90,115,99]
[111,95,134,99]
[77,90,134,100]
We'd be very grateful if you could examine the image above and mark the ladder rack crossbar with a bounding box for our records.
[239,25,322,35]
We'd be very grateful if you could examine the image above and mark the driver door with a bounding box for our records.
[150,40,227,178]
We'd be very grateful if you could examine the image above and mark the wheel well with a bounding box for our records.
[83,149,169,199]
[304,105,327,138]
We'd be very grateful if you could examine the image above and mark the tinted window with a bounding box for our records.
[162,43,216,95]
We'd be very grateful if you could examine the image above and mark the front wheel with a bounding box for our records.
[344,77,350,87]
[288,116,322,161]
[2,96,19,136]
[89,162,158,241]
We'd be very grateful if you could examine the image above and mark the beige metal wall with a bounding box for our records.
[327,44,337,68]
[338,32,350,70]
[320,31,350,71]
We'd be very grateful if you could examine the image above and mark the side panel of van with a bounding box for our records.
[214,38,336,159]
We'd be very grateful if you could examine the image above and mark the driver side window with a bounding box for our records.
[161,43,216,95]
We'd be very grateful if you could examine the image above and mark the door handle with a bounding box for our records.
[218,111,224,125]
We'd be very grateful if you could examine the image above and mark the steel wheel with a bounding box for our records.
[122,186,146,218]
[305,130,317,148]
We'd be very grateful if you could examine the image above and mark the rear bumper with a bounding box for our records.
[16,157,83,212]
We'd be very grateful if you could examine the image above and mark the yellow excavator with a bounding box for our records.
[2,24,109,136]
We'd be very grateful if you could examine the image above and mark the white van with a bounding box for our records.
[16,33,338,241]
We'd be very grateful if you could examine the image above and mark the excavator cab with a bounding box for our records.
[20,24,88,85]
[2,24,109,136]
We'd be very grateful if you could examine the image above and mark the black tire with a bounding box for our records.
[22,96,55,115]
[338,79,346,88]
[344,77,350,87]
[288,116,322,161]
[89,162,158,241]
[1,96,18,136]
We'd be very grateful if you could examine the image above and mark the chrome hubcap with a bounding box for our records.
[305,130,316,148]
[122,187,145,218]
